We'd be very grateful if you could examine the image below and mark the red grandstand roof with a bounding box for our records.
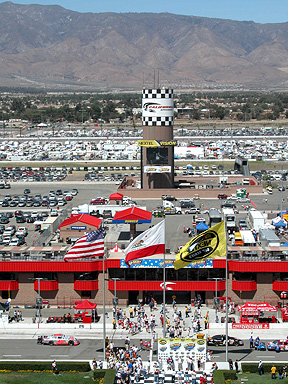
[59,214,102,229]
[113,207,152,223]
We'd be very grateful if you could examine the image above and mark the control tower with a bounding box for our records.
[139,88,175,189]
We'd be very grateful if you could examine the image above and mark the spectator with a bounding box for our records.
[92,358,97,370]
[258,360,263,375]
[191,370,197,384]
[249,336,254,348]
[271,364,277,379]
[234,360,239,373]
[52,360,57,375]
[279,366,283,380]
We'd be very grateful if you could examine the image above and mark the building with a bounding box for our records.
[0,244,288,307]
[59,214,102,242]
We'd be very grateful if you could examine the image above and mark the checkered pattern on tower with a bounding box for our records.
[142,88,174,126]
[142,116,173,126]
[142,89,173,99]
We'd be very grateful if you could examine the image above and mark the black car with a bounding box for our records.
[162,195,177,201]
[0,216,9,224]
[207,335,244,346]
[24,188,31,194]
[26,216,35,223]
[221,202,236,209]
[16,216,26,223]
[0,225,5,234]
[180,201,195,209]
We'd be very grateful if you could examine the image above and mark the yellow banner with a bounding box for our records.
[174,221,226,270]
[137,140,160,147]
[137,140,177,147]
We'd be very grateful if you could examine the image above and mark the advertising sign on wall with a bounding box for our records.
[71,226,87,230]
[144,166,171,173]
[232,323,270,329]
[142,98,174,118]
[120,258,213,268]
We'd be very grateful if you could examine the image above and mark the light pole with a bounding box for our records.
[110,277,120,317]
[29,277,45,328]
[209,277,222,323]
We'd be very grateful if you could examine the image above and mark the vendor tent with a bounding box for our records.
[109,193,123,205]
[274,220,287,228]
[111,243,120,252]
[196,222,209,232]
[237,302,277,312]
[75,300,97,310]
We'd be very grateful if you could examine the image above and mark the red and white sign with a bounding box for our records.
[232,323,270,329]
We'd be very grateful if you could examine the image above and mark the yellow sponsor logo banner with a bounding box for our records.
[137,140,177,147]
[137,140,160,147]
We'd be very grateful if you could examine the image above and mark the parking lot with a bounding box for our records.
[0,175,285,255]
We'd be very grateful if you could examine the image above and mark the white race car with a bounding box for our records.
[37,333,80,346]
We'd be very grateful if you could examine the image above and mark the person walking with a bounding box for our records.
[271,364,277,379]
[249,335,254,348]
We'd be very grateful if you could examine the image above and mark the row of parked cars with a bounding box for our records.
[0,188,78,209]
[0,225,28,246]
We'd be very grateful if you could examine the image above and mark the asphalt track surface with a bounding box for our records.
[0,338,287,362]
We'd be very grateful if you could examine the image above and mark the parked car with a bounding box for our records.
[267,340,288,351]
[218,194,228,199]
[255,342,266,351]
[185,208,201,215]
[162,195,177,201]
[207,335,244,346]
[180,201,195,209]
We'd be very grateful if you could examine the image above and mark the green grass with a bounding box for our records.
[0,371,94,384]
[231,372,284,384]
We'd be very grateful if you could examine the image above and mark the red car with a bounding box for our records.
[218,194,228,199]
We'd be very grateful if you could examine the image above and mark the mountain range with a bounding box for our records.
[0,1,288,91]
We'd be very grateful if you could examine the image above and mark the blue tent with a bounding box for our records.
[196,222,209,232]
[281,242,288,247]
[274,220,287,228]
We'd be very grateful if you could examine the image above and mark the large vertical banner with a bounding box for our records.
[158,337,206,365]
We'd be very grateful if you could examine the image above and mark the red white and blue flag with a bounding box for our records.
[64,229,105,261]
[124,220,165,266]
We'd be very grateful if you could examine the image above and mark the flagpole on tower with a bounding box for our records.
[103,235,107,362]
[163,247,166,337]
[225,224,229,362]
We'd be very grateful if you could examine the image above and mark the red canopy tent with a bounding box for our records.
[112,207,152,239]
[109,193,123,205]
[75,300,97,310]
[74,300,97,324]
[237,302,277,312]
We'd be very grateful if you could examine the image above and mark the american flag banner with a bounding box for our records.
[64,229,105,261]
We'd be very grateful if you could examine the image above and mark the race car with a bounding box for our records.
[207,335,244,346]
[267,340,288,351]
[37,333,80,346]
[255,341,266,351]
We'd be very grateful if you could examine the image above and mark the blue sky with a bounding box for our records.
[1,0,287,23]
